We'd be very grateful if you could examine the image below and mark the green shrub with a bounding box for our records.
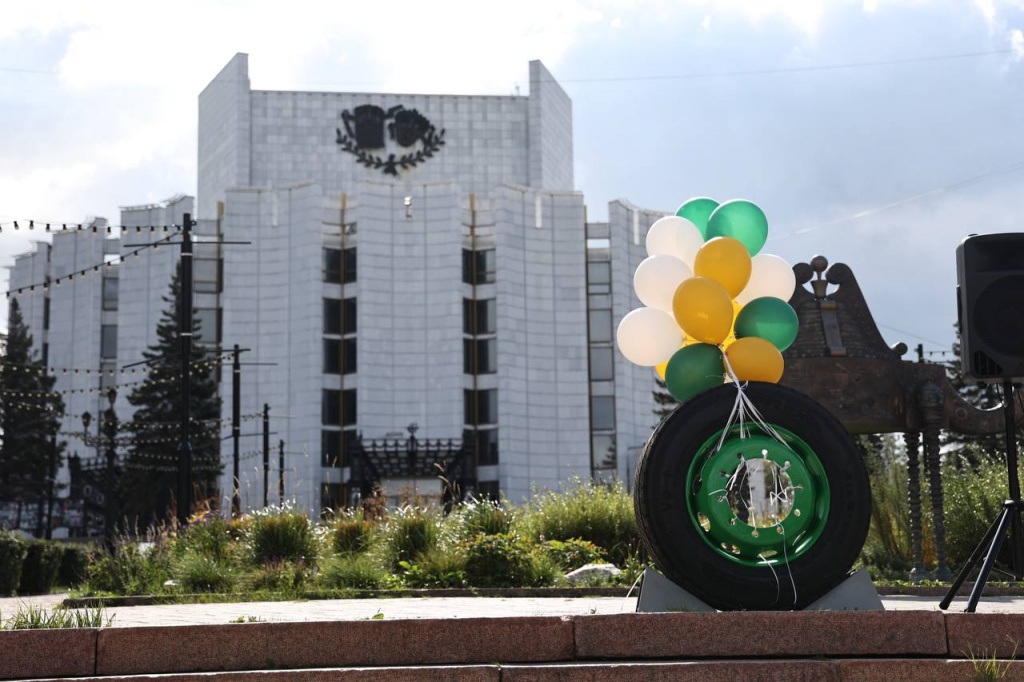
[247,510,320,565]
[399,546,467,588]
[536,538,606,571]
[942,452,1012,565]
[463,532,554,587]
[518,479,642,566]
[331,514,373,556]
[0,530,27,596]
[320,554,386,589]
[176,514,233,562]
[18,541,63,594]
[85,544,167,596]
[457,499,512,537]
[380,507,439,570]
[245,559,309,592]
[174,552,236,593]
[57,544,91,587]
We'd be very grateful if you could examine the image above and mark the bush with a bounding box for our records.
[176,514,233,562]
[85,544,167,596]
[174,552,236,593]
[245,559,310,592]
[463,532,555,587]
[57,544,91,587]
[518,479,642,566]
[399,546,467,588]
[320,554,387,589]
[380,507,439,570]
[457,500,512,537]
[247,510,319,565]
[942,452,1011,565]
[18,541,63,594]
[0,530,27,596]
[331,514,373,556]
[536,538,606,572]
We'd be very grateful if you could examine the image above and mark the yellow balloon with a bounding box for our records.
[694,237,752,298]
[655,360,668,380]
[672,276,734,345]
[724,336,784,383]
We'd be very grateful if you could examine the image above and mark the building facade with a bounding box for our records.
[7,54,661,522]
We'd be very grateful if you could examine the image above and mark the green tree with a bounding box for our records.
[943,322,1003,455]
[121,267,222,526]
[0,299,64,534]
[653,377,676,420]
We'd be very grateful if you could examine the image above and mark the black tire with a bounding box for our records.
[634,382,871,610]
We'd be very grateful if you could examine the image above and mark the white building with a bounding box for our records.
[7,54,661,521]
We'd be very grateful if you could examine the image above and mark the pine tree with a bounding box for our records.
[943,322,1003,455]
[0,300,64,526]
[120,266,222,526]
[653,377,677,420]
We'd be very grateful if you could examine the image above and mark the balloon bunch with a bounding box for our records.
[616,197,799,403]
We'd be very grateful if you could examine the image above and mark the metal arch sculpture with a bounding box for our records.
[781,255,1015,580]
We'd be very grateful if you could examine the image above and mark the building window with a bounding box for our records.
[463,298,496,335]
[321,483,344,514]
[476,480,500,501]
[325,247,357,284]
[100,325,117,359]
[324,298,357,335]
[322,388,357,426]
[43,297,50,328]
[463,338,497,375]
[195,308,219,346]
[462,249,496,284]
[591,395,616,431]
[464,389,498,425]
[322,430,341,467]
[478,428,499,466]
[102,277,118,311]
[589,310,612,344]
[100,360,117,389]
[323,338,357,375]
[592,434,617,469]
[194,259,220,294]
[587,262,611,294]
[589,347,614,381]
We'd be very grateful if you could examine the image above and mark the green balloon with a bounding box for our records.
[675,197,719,240]
[734,297,799,352]
[665,344,725,403]
[706,199,768,256]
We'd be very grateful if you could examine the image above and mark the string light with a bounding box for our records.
[0,218,183,233]
[7,233,181,298]
[0,354,227,378]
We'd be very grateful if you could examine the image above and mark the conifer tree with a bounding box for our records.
[120,267,222,526]
[943,322,1003,455]
[653,377,677,420]
[0,300,64,526]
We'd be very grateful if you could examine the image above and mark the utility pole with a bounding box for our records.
[231,344,241,517]
[262,403,270,508]
[103,388,118,551]
[45,434,57,540]
[177,213,194,527]
[278,439,285,504]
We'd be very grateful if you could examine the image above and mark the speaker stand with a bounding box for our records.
[940,379,1024,613]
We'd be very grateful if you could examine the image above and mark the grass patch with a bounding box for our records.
[1,605,111,630]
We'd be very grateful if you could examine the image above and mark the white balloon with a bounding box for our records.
[645,216,705,267]
[633,255,693,313]
[736,254,796,305]
[616,307,683,367]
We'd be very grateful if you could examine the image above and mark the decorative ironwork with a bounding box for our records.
[336,105,445,176]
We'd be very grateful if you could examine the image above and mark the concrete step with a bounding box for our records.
[4,611,1024,680]
[24,659,1024,682]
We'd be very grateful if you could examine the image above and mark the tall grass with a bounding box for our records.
[518,479,642,566]
[1,605,111,630]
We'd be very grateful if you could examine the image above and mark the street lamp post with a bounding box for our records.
[103,388,118,551]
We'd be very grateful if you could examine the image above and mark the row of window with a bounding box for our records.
[324,248,357,284]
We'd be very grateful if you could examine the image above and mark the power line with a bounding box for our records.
[876,323,949,349]
[771,159,1024,241]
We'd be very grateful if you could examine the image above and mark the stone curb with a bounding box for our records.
[5,612,1024,680]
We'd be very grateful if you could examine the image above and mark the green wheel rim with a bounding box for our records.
[685,424,831,567]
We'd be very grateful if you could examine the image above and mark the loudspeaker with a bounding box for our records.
[957,233,1024,381]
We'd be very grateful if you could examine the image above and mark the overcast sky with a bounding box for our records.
[2,0,1023,355]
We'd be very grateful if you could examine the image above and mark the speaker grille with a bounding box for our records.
[973,349,1004,377]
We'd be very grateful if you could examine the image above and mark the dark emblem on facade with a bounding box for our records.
[336,104,445,176]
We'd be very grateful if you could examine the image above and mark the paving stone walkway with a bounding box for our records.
[3,592,1024,627]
